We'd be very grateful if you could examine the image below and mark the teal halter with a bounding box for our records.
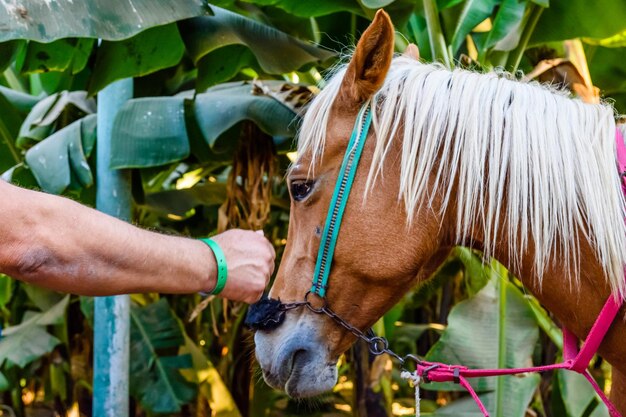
[310,103,373,298]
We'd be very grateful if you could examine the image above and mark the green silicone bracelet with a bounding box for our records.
[199,238,228,295]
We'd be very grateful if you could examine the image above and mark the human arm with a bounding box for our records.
[0,180,274,303]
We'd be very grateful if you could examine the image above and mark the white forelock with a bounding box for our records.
[297,56,626,298]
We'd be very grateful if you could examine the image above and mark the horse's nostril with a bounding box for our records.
[291,348,309,371]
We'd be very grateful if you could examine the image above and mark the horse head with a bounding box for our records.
[252,8,626,401]
[253,10,451,397]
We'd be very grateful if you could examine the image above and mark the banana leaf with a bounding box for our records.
[88,23,185,94]
[20,38,94,75]
[0,0,212,42]
[25,114,96,194]
[0,296,69,369]
[239,0,361,17]
[17,90,95,149]
[449,0,501,53]
[110,81,299,169]
[424,278,541,417]
[179,6,334,73]
[557,369,610,417]
[130,298,196,414]
[180,335,242,417]
[0,88,24,172]
[531,0,626,44]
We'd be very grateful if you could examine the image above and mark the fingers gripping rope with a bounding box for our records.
[400,371,421,417]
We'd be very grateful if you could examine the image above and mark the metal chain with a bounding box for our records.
[279,293,418,366]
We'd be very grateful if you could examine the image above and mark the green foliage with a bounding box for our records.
[531,0,626,44]
[89,24,185,94]
[110,82,300,169]
[240,0,362,17]
[425,278,541,415]
[179,6,335,72]
[25,114,96,194]
[0,89,23,172]
[450,0,501,53]
[0,40,25,73]
[0,296,68,369]
[557,370,610,417]
[130,299,196,413]
[0,0,211,42]
[20,38,94,75]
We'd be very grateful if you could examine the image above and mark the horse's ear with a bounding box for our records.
[403,43,420,60]
[339,9,394,105]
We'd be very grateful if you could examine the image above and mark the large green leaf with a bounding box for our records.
[193,82,297,146]
[586,46,626,95]
[88,24,185,94]
[424,279,540,416]
[432,387,537,416]
[557,370,610,417]
[0,0,211,42]
[531,0,626,44]
[180,335,242,417]
[0,275,14,310]
[110,82,299,169]
[450,0,501,53]
[196,45,257,92]
[17,90,95,149]
[20,38,94,74]
[361,0,398,8]
[0,40,25,72]
[22,284,65,312]
[584,30,626,48]
[240,0,361,17]
[110,97,190,169]
[0,296,69,368]
[455,247,490,295]
[0,88,24,172]
[482,0,528,51]
[179,6,334,73]
[0,85,41,114]
[25,114,96,194]
[144,183,227,217]
[130,299,196,414]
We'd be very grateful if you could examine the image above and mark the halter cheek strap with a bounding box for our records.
[311,104,372,297]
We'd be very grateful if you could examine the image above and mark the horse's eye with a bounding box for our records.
[290,180,314,202]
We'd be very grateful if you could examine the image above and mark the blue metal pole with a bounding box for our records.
[94,78,133,417]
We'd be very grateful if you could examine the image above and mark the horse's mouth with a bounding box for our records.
[254,312,340,398]
[260,352,336,398]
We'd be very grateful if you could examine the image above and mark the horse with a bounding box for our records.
[252,9,626,413]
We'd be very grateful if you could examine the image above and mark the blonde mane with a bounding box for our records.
[298,55,626,298]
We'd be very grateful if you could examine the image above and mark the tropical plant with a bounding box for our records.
[0,0,625,416]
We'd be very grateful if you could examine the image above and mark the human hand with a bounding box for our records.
[209,229,275,303]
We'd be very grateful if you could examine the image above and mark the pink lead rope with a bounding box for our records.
[404,129,626,417]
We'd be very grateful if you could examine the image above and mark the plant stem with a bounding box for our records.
[350,13,357,42]
[527,296,564,349]
[506,4,545,71]
[494,260,508,417]
[422,0,451,67]
[310,17,321,45]
[2,67,26,93]
[0,122,21,165]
